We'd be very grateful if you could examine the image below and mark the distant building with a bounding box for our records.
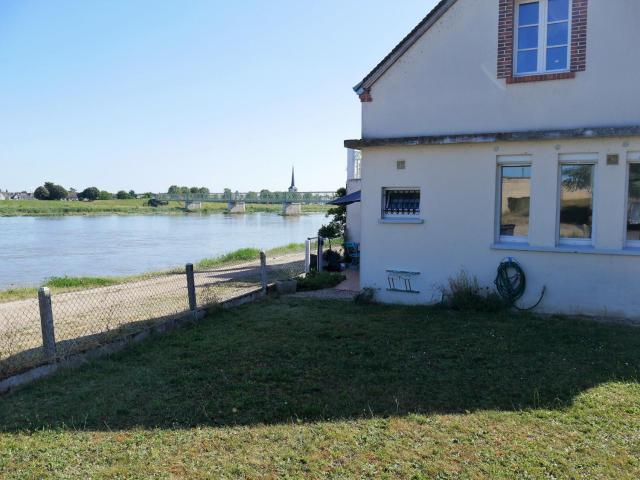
[10,192,33,200]
[346,150,362,243]
[66,191,79,201]
[0,191,7,201]
[288,167,298,193]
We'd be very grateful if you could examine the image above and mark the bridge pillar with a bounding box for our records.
[282,202,302,216]
[227,201,246,214]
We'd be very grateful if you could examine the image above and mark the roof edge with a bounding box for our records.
[353,0,458,94]
[344,126,640,149]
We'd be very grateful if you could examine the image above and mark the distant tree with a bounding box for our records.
[78,187,99,201]
[141,192,154,198]
[259,189,271,201]
[223,188,232,200]
[128,190,136,198]
[116,190,131,200]
[189,187,199,194]
[197,187,210,195]
[167,185,180,195]
[34,186,50,200]
[43,182,68,201]
[245,191,258,201]
[318,187,347,241]
[98,190,113,200]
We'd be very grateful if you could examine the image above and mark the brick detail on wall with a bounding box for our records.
[359,89,373,103]
[497,0,515,79]
[570,0,588,72]
[497,0,589,81]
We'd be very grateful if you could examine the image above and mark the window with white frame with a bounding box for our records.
[558,158,595,244]
[515,0,571,76]
[498,164,531,241]
[627,154,640,246]
[383,189,420,218]
[354,150,362,180]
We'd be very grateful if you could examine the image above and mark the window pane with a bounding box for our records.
[548,0,569,22]
[500,166,531,238]
[518,25,539,49]
[546,46,568,70]
[517,50,538,74]
[560,164,594,240]
[384,189,420,216]
[627,164,640,241]
[547,22,568,46]
[519,2,540,26]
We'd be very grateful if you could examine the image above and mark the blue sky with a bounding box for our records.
[0,1,437,193]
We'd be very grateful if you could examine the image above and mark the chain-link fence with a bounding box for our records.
[0,247,308,380]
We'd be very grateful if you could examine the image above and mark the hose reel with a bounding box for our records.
[495,257,546,311]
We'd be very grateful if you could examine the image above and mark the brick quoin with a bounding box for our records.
[497,0,588,81]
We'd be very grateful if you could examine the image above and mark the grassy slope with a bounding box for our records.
[0,199,329,217]
[1,298,639,478]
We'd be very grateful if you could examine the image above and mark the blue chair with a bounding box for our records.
[344,242,360,266]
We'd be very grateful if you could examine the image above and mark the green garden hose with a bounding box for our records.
[495,258,546,311]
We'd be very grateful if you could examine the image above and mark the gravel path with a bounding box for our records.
[0,252,305,376]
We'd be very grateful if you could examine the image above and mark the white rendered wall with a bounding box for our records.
[359,137,640,318]
[362,0,640,138]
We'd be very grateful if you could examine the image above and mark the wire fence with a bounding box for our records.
[0,247,310,380]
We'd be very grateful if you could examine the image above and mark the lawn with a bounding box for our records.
[0,199,329,217]
[1,297,639,478]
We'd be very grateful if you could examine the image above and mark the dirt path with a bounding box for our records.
[0,252,305,376]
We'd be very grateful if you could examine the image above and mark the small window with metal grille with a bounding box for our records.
[383,189,420,217]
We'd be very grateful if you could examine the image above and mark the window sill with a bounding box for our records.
[491,243,640,257]
[506,72,576,84]
[378,218,424,225]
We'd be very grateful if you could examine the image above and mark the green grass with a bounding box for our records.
[196,248,262,269]
[1,297,639,478]
[296,271,346,291]
[42,276,120,289]
[195,244,307,269]
[0,199,329,217]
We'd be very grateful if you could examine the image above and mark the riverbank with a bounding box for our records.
[0,199,330,217]
[0,243,308,303]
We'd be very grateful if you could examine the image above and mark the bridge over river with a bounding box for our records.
[155,191,338,215]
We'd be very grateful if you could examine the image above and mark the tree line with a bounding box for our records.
[33,182,152,201]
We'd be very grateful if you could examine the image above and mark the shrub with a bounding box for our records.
[34,186,49,200]
[441,270,506,313]
[296,272,345,291]
[98,190,113,200]
[322,249,342,272]
[354,287,376,305]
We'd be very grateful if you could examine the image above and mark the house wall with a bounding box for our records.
[359,136,640,317]
[362,0,640,138]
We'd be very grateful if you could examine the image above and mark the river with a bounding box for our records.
[0,214,326,289]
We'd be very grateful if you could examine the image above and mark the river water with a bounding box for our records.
[0,214,326,289]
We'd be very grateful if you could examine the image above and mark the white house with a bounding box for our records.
[345,0,640,317]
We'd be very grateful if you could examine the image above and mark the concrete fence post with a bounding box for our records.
[317,237,324,272]
[304,239,311,274]
[260,251,268,294]
[37,287,57,362]
[186,263,197,312]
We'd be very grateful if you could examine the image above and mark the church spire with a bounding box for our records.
[288,166,297,193]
